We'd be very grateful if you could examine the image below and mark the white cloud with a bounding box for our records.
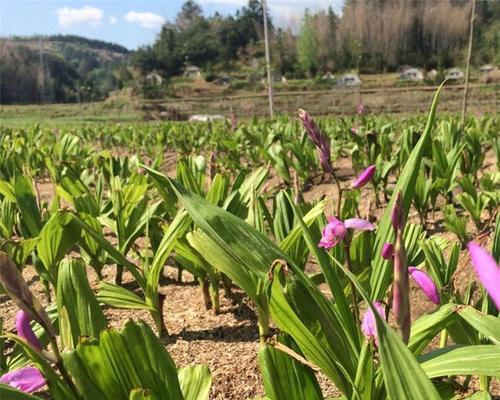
[109,15,118,25]
[57,6,103,28]
[124,11,165,29]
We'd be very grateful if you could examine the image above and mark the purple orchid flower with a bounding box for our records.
[468,242,500,309]
[350,127,359,135]
[0,366,46,393]
[381,243,394,260]
[319,217,375,249]
[361,301,386,346]
[356,103,365,115]
[408,267,440,305]
[16,310,42,351]
[351,165,376,189]
[298,109,333,174]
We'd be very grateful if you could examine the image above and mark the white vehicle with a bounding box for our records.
[336,74,361,87]
[445,68,464,80]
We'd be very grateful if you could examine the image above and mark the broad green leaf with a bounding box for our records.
[37,212,81,282]
[57,259,107,348]
[327,254,440,400]
[14,176,42,237]
[70,212,145,288]
[458,306,500,344]
[0,383,42,399]
[269,273,352,396]
[178,365,212,400]
[370,84,444,300]
[64,320,184,400]
[258,335,324,400]
[419,345,500,378]
[279,200,325,254]
[408,303,458,355]
[97,282,154,311]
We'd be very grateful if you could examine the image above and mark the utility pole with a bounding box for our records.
[262,0,274,119]
[461,0,476,129]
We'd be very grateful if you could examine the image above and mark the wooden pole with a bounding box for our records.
[461,0,476,128]
[262,0,274,119]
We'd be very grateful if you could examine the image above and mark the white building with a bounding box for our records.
[399,68,424,81]
[446,68,464,80]
[183,65,202,79]
[336,74,361,87]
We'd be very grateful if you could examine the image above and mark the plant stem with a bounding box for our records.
[332,171,343,217]
[199,278,212,311]
[439,329,448,348]
[343,239,360,328]
[479,375,489,393]
[257,305,270,347]
[48,335,81,398]
[115,265,123,286]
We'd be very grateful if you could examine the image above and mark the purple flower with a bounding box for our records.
[356,103,365,115]
[350,127,358,135]
[361,301,386,346]
[0,367,46,393]
[351,165,376,189]
[16,310,42,351]
[298,109,333,174]
[408,267,440,305]
[319,217,375,249]
[468,242,500,309]
[381,243,394,260]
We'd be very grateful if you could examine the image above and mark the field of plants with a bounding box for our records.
[0,87,499,400]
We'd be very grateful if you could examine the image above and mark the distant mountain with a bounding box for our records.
[0,35,132,104]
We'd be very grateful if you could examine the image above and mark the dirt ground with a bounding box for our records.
[1,151,499,399]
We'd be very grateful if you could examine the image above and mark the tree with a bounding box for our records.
[176,0,203,30]
[297,10,318,77]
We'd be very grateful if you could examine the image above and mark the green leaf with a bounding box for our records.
[57,259,107,348]
[419,345,500,378]
[178,365,212,400]
[408,303,458,355]
[69,212,146,288]
[258,335,324,400]
[129,389,157,399]
[97,282,154,311]
[0,383,42,399]
[37,212,81,283]
[4,334,78,400]
[458,306,500,344]
[14,176,43,238]
[370,84,444,300]
[326,254,440,400]
[64,320,184,400]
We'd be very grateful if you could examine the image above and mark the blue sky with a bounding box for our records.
[0,0,344,50]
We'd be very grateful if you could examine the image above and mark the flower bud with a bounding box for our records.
[16,310,43,350]
[392,220,410,343]
[408,267,440,305]
[351,165,376,189]
[381,243,394,260]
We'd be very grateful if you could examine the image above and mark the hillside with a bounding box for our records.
[0,35,131,104]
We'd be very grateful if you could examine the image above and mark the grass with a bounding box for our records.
[1,80,498,126]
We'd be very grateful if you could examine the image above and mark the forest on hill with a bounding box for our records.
[1,0,499,104]
[133,0,499,78]
[0,35,131,104]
